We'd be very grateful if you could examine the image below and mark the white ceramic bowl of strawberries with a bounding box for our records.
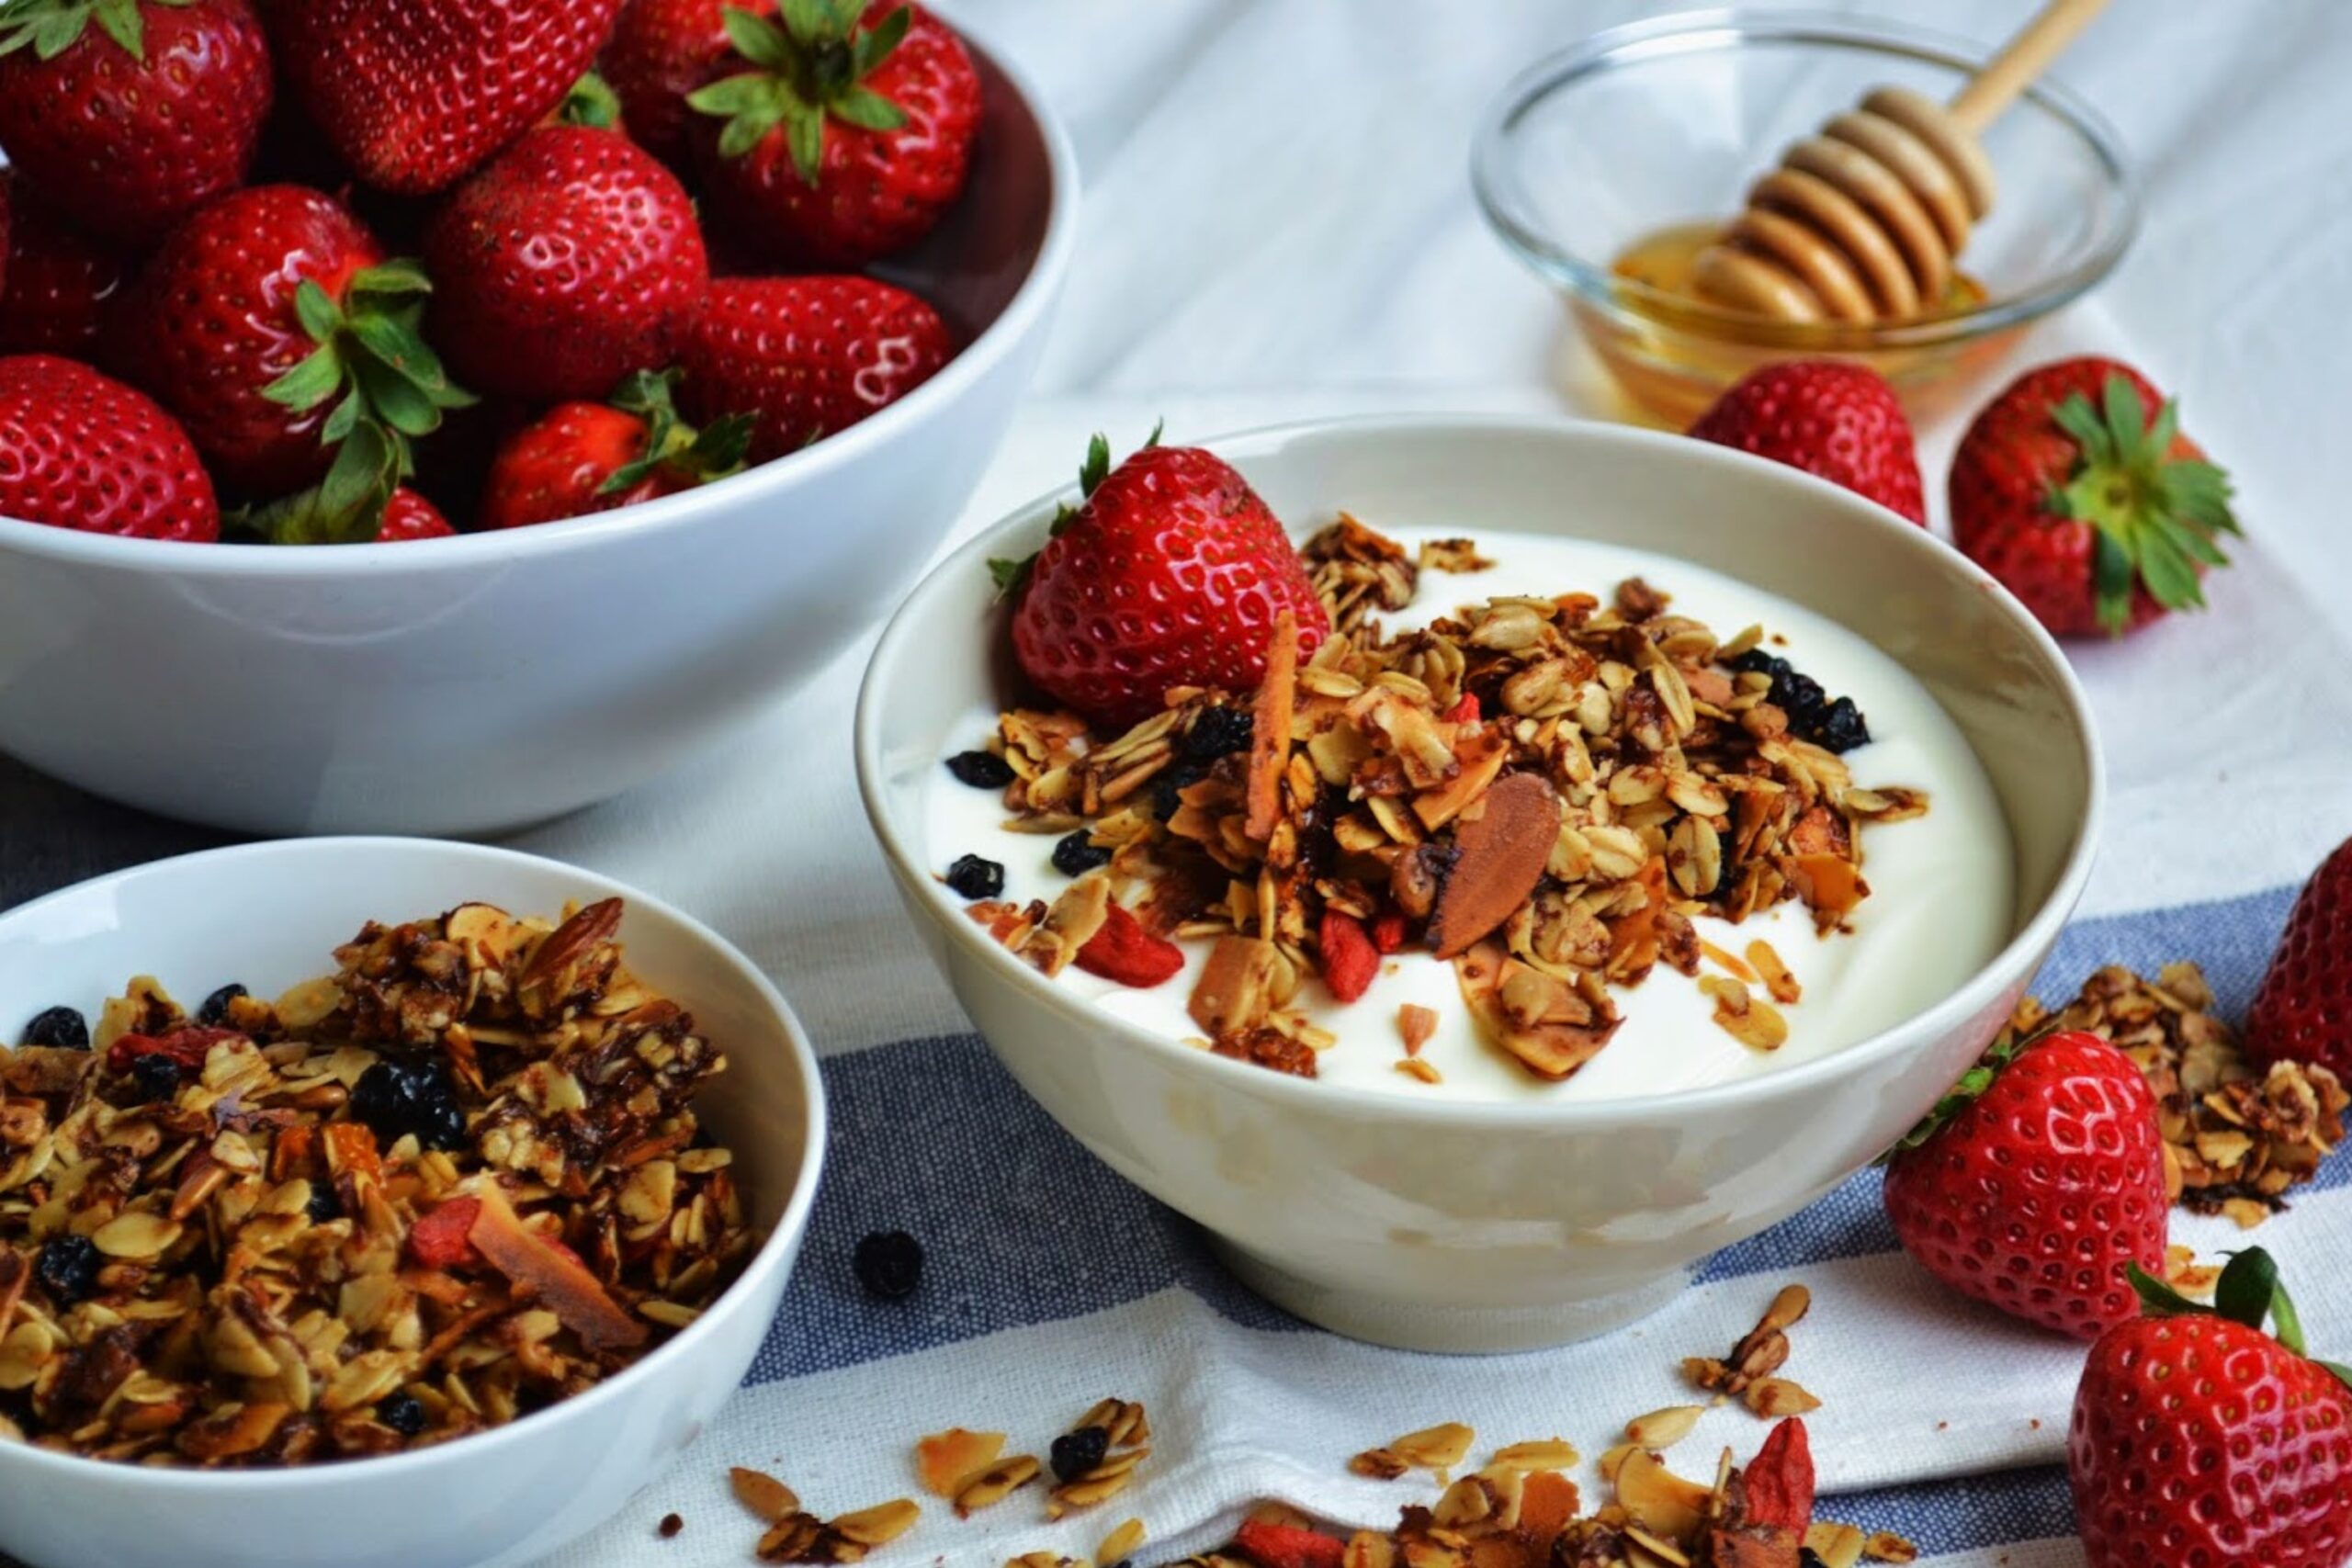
[0,0,1077,834]
[0,837,826,1568]
[857,413,2104,1352]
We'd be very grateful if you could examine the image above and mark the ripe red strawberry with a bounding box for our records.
[998,434,1331,731]
[0,176,10,297]
[1881,1028,2166,1340]
[235,481,455,545]
[376,489,455,541]
[119,185,472,507]
[480,369,752,529]
[675,276,949,460]
[605,0,778,163]
[0,185,135,357]
[1687,360,1927,525]
[1951,357,2236,637]
[272,0,626,195]
[424,125,708,403]
[0,0,272,243]
[2246,835,2352,1078]
[0,354,219,540]
[687,1,978,266]
[2072,1247,2352,1568]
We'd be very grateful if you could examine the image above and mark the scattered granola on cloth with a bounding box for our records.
[0,899,756,1465]
[2008,961,2348,1226]
[966,516,1928,1087]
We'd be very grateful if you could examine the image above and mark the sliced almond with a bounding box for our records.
[831,1498,919,1546]
[1389,1420,1476,1472]
[952,1453,1040,1517]
[1623,1404,1704,1450]
[729,1467,799,1524]
[1429,772,1562,958]
[1244,611,1299,842]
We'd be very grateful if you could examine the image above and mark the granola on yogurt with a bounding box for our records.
[0,898,755,1465]
[960,515,1929,1086]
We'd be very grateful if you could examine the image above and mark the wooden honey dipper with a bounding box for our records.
[1693,0,2109,322]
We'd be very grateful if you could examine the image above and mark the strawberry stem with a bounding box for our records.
[596,370,753,497]
[2046,373,2238,635]
[0,0,194,62]
[557,71,623,130]
[2129,1247,2324,1364]
[685,1,911,184]
[260,257,475,531]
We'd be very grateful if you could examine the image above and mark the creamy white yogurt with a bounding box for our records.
[926,527,2016,1102]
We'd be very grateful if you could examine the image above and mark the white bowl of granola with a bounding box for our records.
[856,412,2101,1353]
[0,837,825,1568]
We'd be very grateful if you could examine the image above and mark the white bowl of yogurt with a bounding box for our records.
[854,413,2100,1353]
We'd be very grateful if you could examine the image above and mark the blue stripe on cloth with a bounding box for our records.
[747,884,2299,1384]
[1823,1463,2075,1553]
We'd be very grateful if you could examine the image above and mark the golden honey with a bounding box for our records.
[1572,220,2013,426]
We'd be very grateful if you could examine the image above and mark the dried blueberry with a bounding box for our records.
[1050,1423,1110,1482]
[945,750,1014,789]
[1798,1552,1828,1568]
[307,1181,342,1223]
[129,1053,187,1103]
[1182,705,1253,761]
[1052,831,1113,877]
[351,1059,469,1152]
[35,1235,101,1304]
[944,854,1004,900]
[377,1392,427,1437]
[196,983,248,1026]
[1810,695,1871,754]
[1731,649,1868,753]
[853,1230,923,1299]
[19,1005,88,1050]
[1151,761,1208,821]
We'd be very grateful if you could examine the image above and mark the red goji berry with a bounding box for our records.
[1074,905,1185,988]
[1233,1518,1346,1568]
[105,1025,241,1075]
[1318,910,1380,1002]
[1442,693,1480,724]
[407,1196,483,1270]
[1744,1417,1815,1530]
[1369,911,1410,953]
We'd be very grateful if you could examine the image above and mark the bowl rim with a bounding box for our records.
[0,0,1081,576]
[0,835,828,1491]
[1468,6,2143,349]
[854,410,2107,1129]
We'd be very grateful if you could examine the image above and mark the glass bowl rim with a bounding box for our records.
[1468,6,2143,350]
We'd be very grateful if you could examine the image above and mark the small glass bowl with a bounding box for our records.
[1472,9,2139,424]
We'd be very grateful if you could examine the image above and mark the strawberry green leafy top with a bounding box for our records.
[2052,374,2240,634]
[2129,1247,2352,1392]
[0,0,191,61]
[688,0,913,182]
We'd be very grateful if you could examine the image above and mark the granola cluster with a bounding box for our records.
[967,516,1927,1086]
[1194,1411,1914,1568]
[0,899,755,1466]
[2011,961,2348,1226]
